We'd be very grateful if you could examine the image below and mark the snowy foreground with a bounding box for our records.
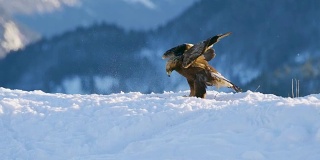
[1,88,320,160]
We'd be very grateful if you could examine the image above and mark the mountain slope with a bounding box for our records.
[1,88,320,159]
[0,23,165,94]
[0,0,320,96]
[0,14,39,58]
[0,0,76,57]
[13,0,197,37]
[149,0,320,84]
[145,0,320,96]
[0,0,197,57]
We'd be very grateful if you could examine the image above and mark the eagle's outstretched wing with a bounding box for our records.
[182,32,231,68]
[181,42,207,68]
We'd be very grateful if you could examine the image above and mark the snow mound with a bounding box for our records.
[0,87,320,159]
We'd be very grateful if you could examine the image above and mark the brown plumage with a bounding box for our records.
[162,32,241,98]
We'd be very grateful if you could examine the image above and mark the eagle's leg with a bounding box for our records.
[187,79,195,97]
[194,74,207,98]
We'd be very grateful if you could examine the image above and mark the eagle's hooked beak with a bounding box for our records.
[166,71,172,77]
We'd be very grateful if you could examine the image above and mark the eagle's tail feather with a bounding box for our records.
[230,83,242,93]
[210,72,242,93]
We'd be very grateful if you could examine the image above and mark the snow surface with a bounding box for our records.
[1,87,320,159]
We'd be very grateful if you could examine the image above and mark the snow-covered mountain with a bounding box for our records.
[0,0,197,57]
[0,14,39,58]
[0,23,161,94]
[0,0,319,96]
[0,0,78,57]
[0,0,80,15]
[1,87,320,159]
[15,0,197,36]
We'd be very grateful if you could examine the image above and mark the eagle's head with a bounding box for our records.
[165,61,174,77]
[165,57,182,77]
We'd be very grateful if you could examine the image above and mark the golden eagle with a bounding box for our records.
[162,32,241,98]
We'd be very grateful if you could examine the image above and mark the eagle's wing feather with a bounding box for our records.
[182,32,231,68]
[206,32,231,48]
[189,56,208,69]
[203,48,216,61]
[182,43,206,68]
[162,43,190,59]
